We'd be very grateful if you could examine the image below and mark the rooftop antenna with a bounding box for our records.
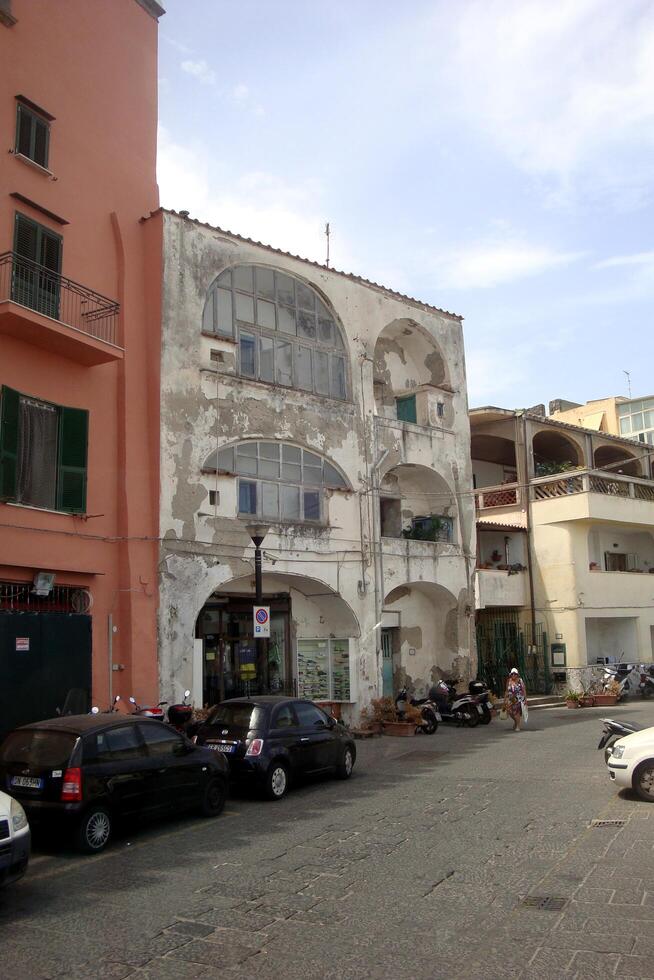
[324,222,330,268]
[623,370,632,399]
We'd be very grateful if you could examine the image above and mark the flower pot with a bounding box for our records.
[382,721,416,737]
[579,696,595,708]
[566,700,581,709]
[592,694,618,707]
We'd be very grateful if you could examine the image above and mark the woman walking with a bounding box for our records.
[504,667,527,731]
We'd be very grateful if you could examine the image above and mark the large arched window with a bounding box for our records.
[202,265,348,400]
[204,441,349,524]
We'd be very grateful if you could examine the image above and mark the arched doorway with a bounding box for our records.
[382,581,460,697]
[195,573,360,706]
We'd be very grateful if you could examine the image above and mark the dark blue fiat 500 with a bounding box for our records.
[195,696,356,800]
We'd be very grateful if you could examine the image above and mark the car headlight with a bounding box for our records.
[10,797,28,833]
[612,745,626,760]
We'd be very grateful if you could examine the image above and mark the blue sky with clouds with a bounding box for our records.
[157,0,654,409]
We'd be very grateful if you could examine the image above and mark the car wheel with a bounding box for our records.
[464,706,480,728]
[420,708,438,734]
[76,806,112,853]
[336,745,356,779]
[264,761,289,801]
[199,776,227,818]
[633,760,654,802]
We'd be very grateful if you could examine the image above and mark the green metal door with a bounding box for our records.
[381,629,394,697]
[0,611,92,736]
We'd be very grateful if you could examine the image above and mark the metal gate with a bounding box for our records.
[476,611,552,695]
[0,611,92,736]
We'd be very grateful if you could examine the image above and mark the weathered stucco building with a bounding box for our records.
[150,209,476,721]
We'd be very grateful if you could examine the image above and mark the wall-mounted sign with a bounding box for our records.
[253,606,270,638]
[16,637,30,652]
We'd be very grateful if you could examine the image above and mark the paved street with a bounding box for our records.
[2,701,654,980]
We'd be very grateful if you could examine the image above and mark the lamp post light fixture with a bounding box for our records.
[245,523,270,691]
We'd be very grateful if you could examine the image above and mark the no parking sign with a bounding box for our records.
[253,605,270,638]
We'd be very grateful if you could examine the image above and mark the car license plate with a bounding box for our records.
[208,743,234,753]
[11,775,43,789]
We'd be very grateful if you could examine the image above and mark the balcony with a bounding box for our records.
[530,469,654,526]
[475,567,528,609]
[474,482,526,527]
[0,252,123,365]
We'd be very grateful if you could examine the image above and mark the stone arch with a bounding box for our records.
[379,463,456,541]
[202,263,350,401]
[373,318,449,417]
[382,581,462,697]
[593,443,642,477]
[532,428,584,474]
[192,569,360,705]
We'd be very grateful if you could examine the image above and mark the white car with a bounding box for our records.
[606,726,654,802]
[0,789,30,885]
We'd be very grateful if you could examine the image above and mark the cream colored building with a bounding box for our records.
[471,408,654,690]
[550,395,654,446]
[151,209,476,721]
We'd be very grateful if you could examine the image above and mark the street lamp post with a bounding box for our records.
[246,523,269,692]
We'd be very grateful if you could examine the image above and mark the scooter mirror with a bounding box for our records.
[91,706,100,714]
[184,689,191,698]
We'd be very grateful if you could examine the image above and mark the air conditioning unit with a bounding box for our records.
[32,571,55,596]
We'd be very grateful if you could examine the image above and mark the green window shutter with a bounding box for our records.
[0,386,20,500]
[57,407,88,513]
[15,105,32,157]
[396,395,417,424]
[14,213,39,260]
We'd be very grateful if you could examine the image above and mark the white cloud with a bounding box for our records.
[429,234,583,289]
[595,251,654,270]
[180,59,216,86]
[232,83,249,103]
[443,0,654,203]
[157,129,356,268]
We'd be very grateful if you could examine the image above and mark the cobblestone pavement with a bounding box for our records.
[2,701,654,979]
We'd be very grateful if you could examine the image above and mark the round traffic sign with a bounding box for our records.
[255,608,269,625]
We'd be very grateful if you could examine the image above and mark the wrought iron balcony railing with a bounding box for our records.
[0,251,120,346]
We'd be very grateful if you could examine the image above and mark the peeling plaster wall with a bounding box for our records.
[158,212,476,717]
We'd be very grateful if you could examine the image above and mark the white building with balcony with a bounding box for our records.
[471,407,654,691]
[152,209,476,720]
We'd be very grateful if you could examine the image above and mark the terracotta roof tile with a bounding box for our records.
[143,207,463,321]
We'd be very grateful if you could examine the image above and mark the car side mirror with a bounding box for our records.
[327,716,337,729]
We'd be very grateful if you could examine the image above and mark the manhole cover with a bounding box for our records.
[590,819,626,828]
[522,896,568,911]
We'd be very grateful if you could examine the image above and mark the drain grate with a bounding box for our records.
[522,896,568,912]
[590,819,626,828]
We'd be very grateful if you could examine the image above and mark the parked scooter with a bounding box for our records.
[129,696,167,720]
[395,688,441,734]
[429,679,485,727]
[468,679,493,725]
[598,717,640,764]
[167,690,193,733]
[601,664,637,701]
[638,665,654,699]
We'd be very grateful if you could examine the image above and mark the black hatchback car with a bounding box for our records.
[0,715,228,852]
[195,696,356,800]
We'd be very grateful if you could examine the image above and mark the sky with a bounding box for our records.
[157,0,654,411]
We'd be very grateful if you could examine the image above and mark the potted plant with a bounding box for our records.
[370,697,423,736]
[565,690,581,709]
[579,691,595,707]
[593,680,620,707]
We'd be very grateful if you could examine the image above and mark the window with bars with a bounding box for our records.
[0,386,88,513]
[15,102,50,169]
[203,265,348,401]
[204,441,348,525]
